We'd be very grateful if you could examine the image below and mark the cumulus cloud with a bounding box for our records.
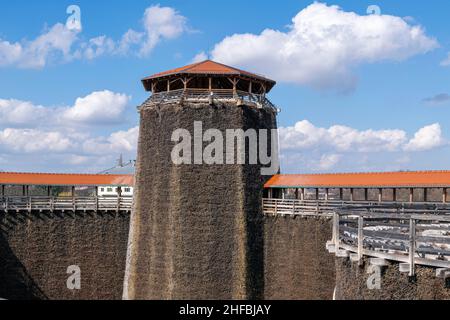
[0,5,189,68]
[279,120,447,172]
[404,123,445,151]
[0,23,79,69]
[191,51,209,63]
[82,127,139,155]
[279,120,407,153]
[0,90,130,127]
[139,5,188,56]
[210,2,438,91]
[62,90,130,124]
[0,128,75,153]
[0,99,50,127]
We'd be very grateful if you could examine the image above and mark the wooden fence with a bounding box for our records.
[263,199,450,274]
[328,204,450,275]
[0,196,133,213]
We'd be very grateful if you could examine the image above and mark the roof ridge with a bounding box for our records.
[281,170,450,176]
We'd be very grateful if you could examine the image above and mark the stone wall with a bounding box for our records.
[124,101,277,300]
[335,257,450,300]
[263,215,335,300]
[0,211,130,300]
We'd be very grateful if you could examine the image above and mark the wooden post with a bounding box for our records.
[0,185,4,197]
[167,80,170,92]
[151,82,155,93]
[208,77,212,92]
[301,188,305,201]
[443,188,447,204]
[364,188,368,202]
[72,186,76,212]
[339,188,343,201]
[315,188,319,201]
[358,216,364,264]
[378,188,383,203]
[393,188,397,202]
[117,187,122,212]
[295,188,299,200]
[333,213,340,248]
[409,188,414,203]
[47,186,51,197]
[409,218,416,276]
[350,188,354,202]
[424,188,428,203]
[325,188,329,202]
[249,81,252,94]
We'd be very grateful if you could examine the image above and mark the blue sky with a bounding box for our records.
[0,1,449,173]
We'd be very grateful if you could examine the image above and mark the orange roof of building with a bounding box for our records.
[0,172,134,186]
[265,171,450,188]
[142,60,276,89]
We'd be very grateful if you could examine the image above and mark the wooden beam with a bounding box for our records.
[350,188,354,202]
[300,188,305,201]
[393,188,397,202]
[315,188,319,201]
[167,80,170,92]
[208,77,212,92]
[378,188,383,203]
[325,188,329,202]
[339,188,343,201]
[249,81,252,94]
[409,188,414,203]
[364,188,368,201]
[443,188,447,204]
[424,188,428,202]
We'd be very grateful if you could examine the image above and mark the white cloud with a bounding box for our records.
[62,90,130,124]
[0,99,50,127]
[0,5,189,69]
[279,120,448,172]
[139,5,188,56]
[279,120,407,153]
[404,123,445,151]
[316,154,342,170]
[0,23,79,69]
[210,3,438,91]
[0,90,130,128]
[0,128,74,153]
[191,51,208,63]
[82,126,139,155]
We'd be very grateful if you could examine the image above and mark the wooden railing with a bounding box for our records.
[0,196,133,213]
[327,204,450,275]
[145,89,278,111]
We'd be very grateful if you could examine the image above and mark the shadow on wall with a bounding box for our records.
[0,230,47,300]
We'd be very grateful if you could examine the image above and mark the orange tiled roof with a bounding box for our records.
[0,172,134,186]
[265,171,450,188]
[142,60,276,86]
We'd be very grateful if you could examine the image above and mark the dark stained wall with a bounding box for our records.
[263,215,335,300]
[0,211,130,300]
[335,257,450,300]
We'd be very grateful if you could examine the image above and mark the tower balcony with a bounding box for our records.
[143,88,278,111]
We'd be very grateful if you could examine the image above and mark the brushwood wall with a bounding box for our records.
[263,215,336,300]
[124,101,277,300]
[0,211,130,300]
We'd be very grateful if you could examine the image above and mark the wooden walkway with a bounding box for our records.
[262,199,450,275]
[0,196,133,213]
